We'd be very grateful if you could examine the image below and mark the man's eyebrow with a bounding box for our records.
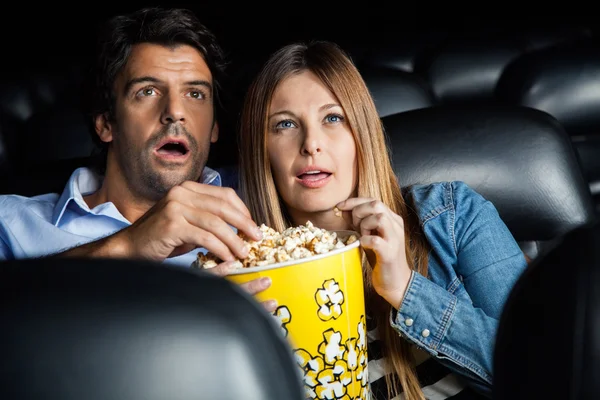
[123,76,161,95]
[184,80,213,92]
[123,77,213,95]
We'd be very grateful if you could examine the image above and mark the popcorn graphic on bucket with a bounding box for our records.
[194,222,369,399]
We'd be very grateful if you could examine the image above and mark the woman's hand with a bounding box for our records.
[336,198,413,309]
[205,260,278,312]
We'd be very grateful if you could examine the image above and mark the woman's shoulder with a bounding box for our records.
[403,181,490,224]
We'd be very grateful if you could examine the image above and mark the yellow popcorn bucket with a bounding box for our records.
[226,231,369,400]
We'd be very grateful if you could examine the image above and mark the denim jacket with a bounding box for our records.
[391,181,527,397]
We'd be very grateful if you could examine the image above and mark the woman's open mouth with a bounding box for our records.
[296,171,332,188]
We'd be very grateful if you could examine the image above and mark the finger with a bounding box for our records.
[177,222,237,262]
[179,181,252,218]
[335,197,375,211]
[360,235,390,264]
[178,184,262,241]
[204,260,242,277]
[359,213,393,239]
[182,208,251,260]
[350,199,389,220]
[239,276,272,296]
[261,299,278,313]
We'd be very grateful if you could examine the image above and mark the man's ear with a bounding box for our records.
[94,113,114,143]
[210,121,219,143]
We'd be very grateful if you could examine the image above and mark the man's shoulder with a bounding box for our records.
[0,193,60,220]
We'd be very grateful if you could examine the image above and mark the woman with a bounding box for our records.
[238,41,527,399]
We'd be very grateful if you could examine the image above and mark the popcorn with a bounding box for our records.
[333,207,342,217]
[193,221,359,270]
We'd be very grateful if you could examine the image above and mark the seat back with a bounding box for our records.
[360,66,437,117]
[0,257,304,400]
[493,221,600,399]
[382,104,597,259]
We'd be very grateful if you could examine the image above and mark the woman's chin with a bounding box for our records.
[295,203,336,214]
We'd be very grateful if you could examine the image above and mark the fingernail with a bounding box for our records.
[260,277,272,288]
[240,244,250,257]
[265,299,278,311]
[223,260,239,271]
[254,227,263,239]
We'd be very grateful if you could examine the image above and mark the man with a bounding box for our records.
[0,7,274,309]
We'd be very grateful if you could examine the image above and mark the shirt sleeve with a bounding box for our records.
[0,235,13,260]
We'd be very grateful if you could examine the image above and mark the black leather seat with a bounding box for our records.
[0,119,10,176]
[416,36,523,104]
[356,32,447,73]
[382,104,597,260]
[360,66,437,117]
[497,40,600,137]
[0,61,95,196]
[493,220,600,399]
[0,257,304,400]
[518,25,592,52]
[496,40,600,197]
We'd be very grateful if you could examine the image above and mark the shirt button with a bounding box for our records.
[421,329,430,338]
[405,318,414,326]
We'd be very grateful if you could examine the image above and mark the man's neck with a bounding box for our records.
[83,165,155,224]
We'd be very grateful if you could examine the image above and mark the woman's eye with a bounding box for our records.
[326,114,344,123]
[276,120,295,129]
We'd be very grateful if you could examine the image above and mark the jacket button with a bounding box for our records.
[421,329,430,338]
[405,318,414,326]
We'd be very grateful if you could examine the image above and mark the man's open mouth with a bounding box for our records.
[156,140,189,157]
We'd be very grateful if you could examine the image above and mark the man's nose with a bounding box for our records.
[160,94,186,124]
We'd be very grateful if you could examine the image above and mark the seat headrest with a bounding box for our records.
[0,258,304,400]
[496,41,600,136]
[357,32,447,73]
[493,221,600,399]
[519,26,592,52]
[418,37,523,103]
[383,104,596,241]
[361,67,437,117]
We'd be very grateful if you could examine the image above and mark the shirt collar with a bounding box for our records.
[201,166,222,187]
[51,166,222,226]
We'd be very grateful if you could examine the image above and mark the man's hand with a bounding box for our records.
[116,181,263,262]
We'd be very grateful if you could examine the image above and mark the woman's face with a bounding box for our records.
[267,70,358,220]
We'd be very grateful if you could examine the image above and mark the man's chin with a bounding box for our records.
[144,169,201,195]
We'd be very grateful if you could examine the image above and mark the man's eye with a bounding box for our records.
[188,90,206,99]
[138,88,156,96]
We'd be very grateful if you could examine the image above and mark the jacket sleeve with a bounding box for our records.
[389,182,528,396]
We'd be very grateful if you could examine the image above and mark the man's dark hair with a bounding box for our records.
[82,7,227,172]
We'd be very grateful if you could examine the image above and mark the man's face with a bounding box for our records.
[95,43,218,200]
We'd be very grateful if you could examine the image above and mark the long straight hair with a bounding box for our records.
[238,41,430,400]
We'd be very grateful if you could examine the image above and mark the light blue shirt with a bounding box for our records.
[0,167,222,266]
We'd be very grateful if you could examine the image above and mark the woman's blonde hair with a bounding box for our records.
[238,41,430,400]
